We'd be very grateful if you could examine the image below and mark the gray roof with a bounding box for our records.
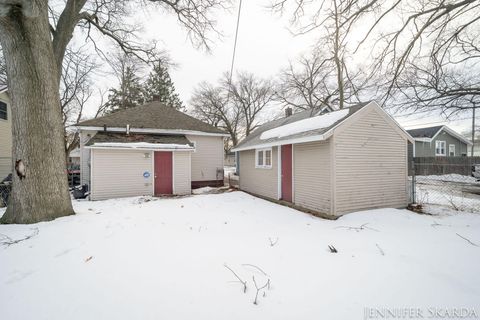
[77,102,226,134]
[86,132,193,147]
[406,125,443,139]
[234,102,370,150]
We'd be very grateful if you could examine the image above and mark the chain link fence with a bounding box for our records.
[410,158,480,214]
[0,183,11,207]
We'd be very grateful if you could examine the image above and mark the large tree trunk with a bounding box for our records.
[0,3,74,224]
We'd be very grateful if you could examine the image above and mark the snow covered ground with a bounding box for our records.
[1,191,480,320]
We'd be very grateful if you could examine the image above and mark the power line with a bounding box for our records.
[402,116,480,128]
[228,0,243,85]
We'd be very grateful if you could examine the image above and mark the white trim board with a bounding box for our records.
[75,126,229,137]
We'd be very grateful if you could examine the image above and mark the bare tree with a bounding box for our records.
[191,81,242,151]
[61,47,98,162]
[227,71,276,136]
[276,48,369,111]
[272,0,380,109]
[0,0,227,224]
[191,72,275,151]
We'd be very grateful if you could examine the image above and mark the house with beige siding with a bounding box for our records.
[0,87,12,180]
[232,101,414,217]
[75,101,228,201]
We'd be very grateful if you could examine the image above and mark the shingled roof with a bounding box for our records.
[233,102,371,151]
[406,125,472,145]
[76,102,226,135]
[406,125,443,139]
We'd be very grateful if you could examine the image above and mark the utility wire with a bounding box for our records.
[228,0,243,86]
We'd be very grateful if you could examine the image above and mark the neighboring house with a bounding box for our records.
[407,125,472,157]
[232,101,413,217]
[0,86,12,180]
[68,148,81,168]
[224,151,236,167]
[75,101,228,200]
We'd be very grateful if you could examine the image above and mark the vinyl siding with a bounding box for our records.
[186,135,224,182]
[91,149,153,200]
[415,132,469,157]
[239,147,278,200]
[173,151,191,195]
[0,92,12,179]
[80,130,97,186]
[293,141,331,213]
[334,108,408,215]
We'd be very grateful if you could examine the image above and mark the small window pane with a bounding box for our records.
[265,150,271,166]
[436,141,446,155]
[0,102,6,120]
[257,151,264,166]
[449,144,455,156]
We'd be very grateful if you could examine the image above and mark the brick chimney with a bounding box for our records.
[285,107,293,117]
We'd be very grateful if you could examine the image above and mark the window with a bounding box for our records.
[0,101,7,120]
[256,148,272,169]
[435,141,446,156]
[449,144,455,156]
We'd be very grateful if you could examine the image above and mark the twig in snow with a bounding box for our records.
[328,245,338,253]
[456,233,479,247]
[242,264,268,276]
[335,223,379,232]
[268,237,279,247]
[376,243,385,256]
[0,228,39,247]
[224,264,247,293]
[252,276,270,305]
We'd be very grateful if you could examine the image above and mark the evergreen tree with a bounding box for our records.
[106,65,144,113]
[144,61,184,111]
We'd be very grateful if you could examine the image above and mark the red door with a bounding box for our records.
[154,151,173,195]
[281,144,292,202]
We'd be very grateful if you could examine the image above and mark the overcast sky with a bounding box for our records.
[85,0,476,135]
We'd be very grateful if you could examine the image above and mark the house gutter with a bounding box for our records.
[73,126,230,138]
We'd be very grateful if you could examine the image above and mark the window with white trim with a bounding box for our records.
[256,148,272,169]
[449,144,455,156]
[435,141,446,156]
[0,101,7,120]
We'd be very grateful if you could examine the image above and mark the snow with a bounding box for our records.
[416,174,478,184]
[260,109,349,140]
[89,142,194,150]
[1,192,480,320]
[192,186,217,194]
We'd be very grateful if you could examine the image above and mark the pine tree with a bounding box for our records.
[144,61,184,111]
[106,64,144,113]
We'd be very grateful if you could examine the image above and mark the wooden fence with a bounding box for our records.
[410,156,480,176]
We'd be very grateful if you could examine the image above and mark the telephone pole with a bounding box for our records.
[472,105,476,157]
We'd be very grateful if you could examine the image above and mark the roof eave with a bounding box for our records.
[433,126,474,146]
[86,145,196,151]
[232,134,328,152]
[74,126,229,137]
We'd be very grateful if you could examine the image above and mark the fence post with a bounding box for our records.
[411,160,416,204]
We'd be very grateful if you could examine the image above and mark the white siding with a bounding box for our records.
[173,151,191,195]
[0,92,12,179]
[80,130,97,186]
[91,149,153,200]
[187,135,224,182]
[333,108,408,215]
[239,147,278,199]
[293,141,331,213]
